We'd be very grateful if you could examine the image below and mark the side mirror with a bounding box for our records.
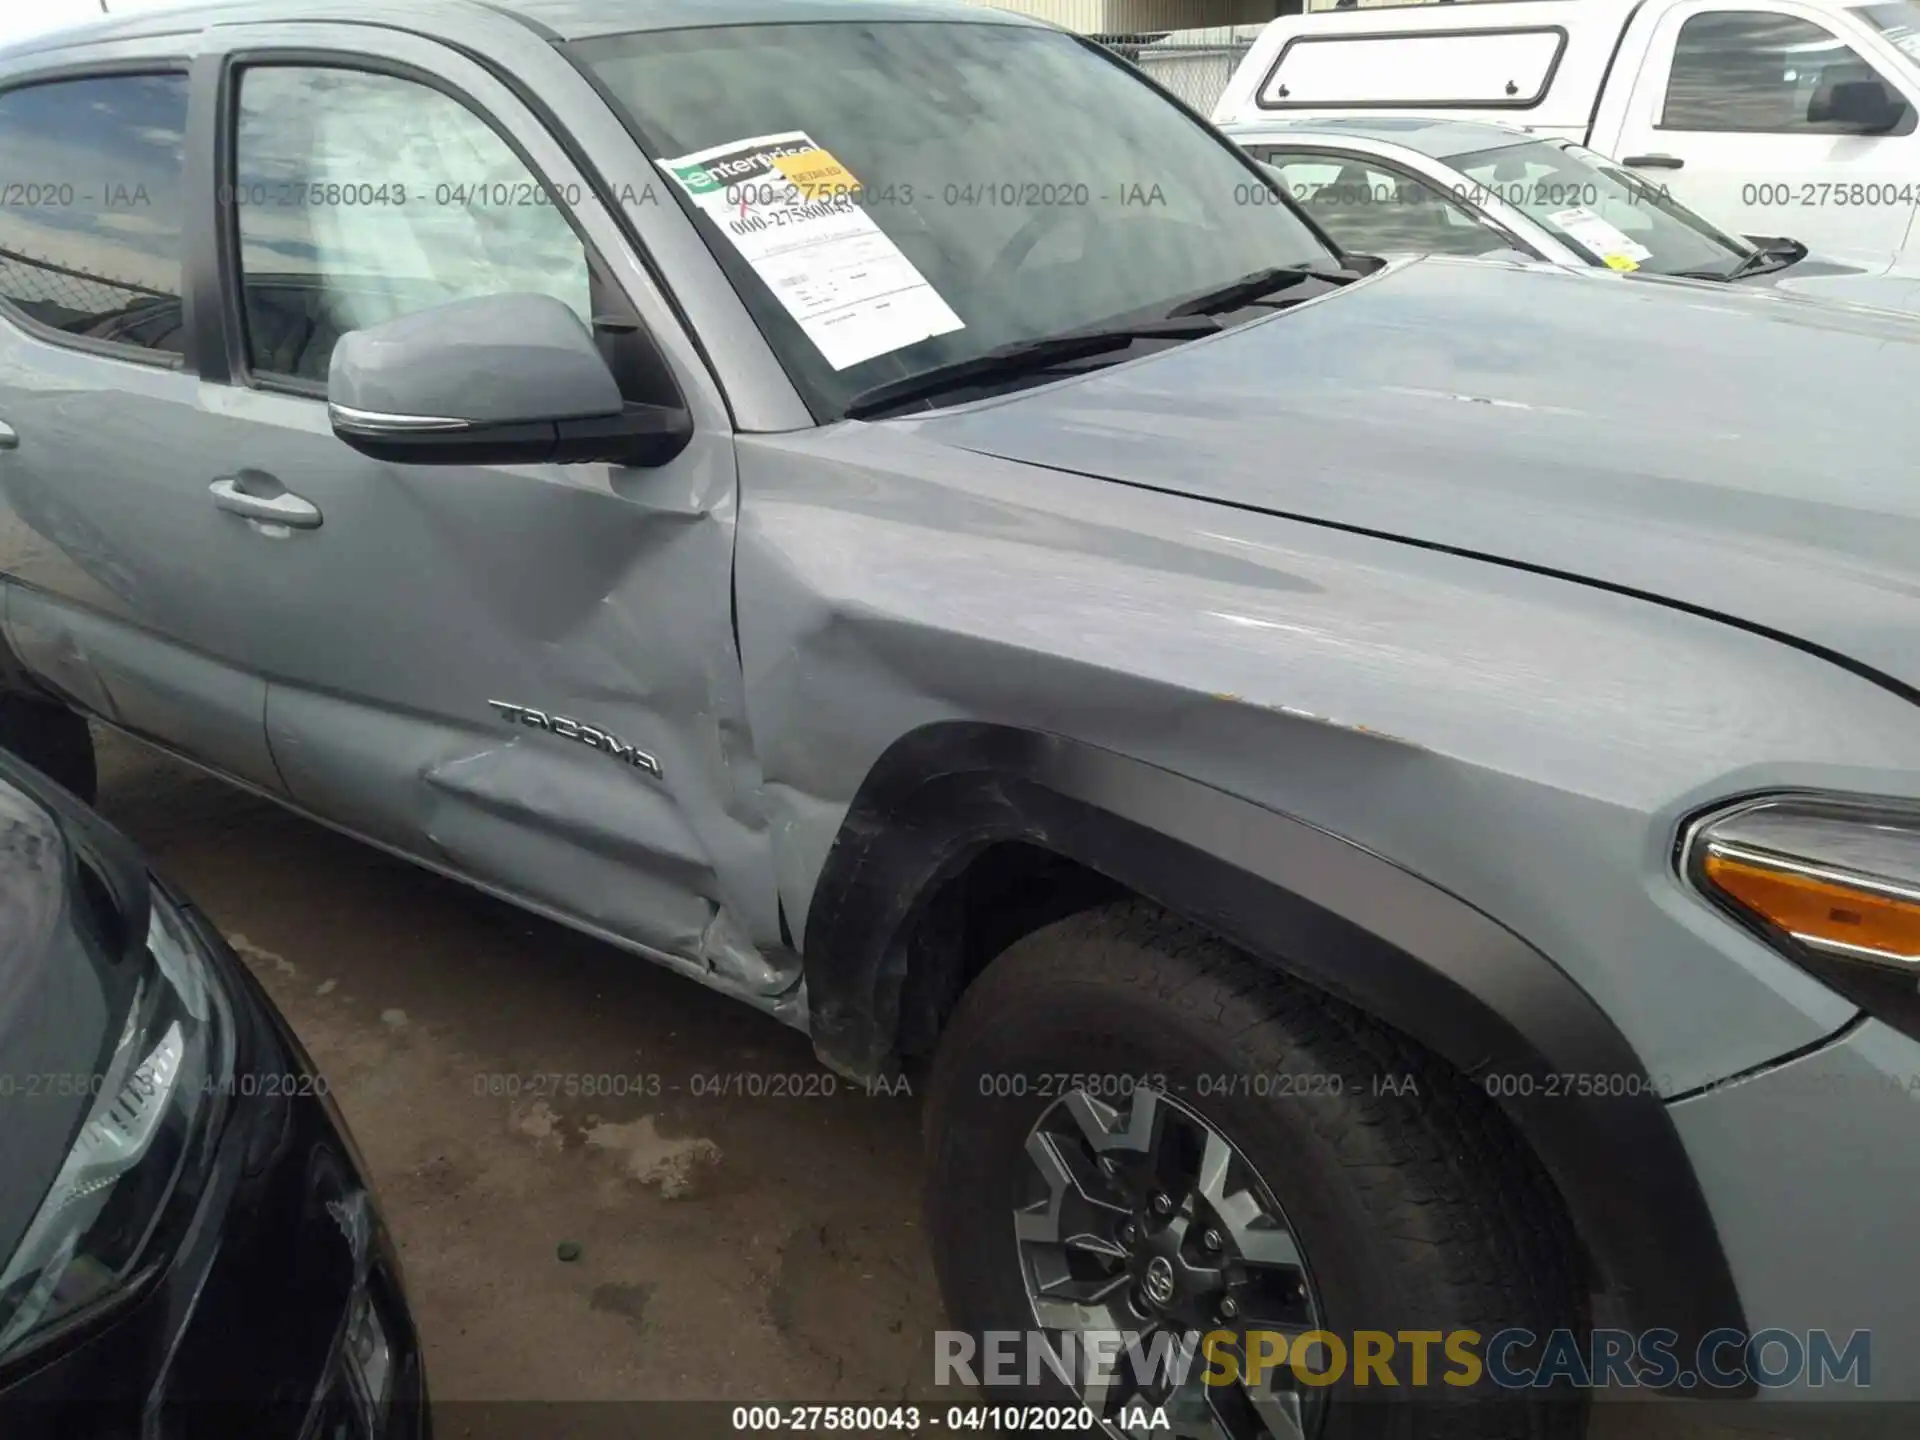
[1809,78,1908,135]
[326,292,693,468]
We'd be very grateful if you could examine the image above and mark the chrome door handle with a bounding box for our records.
[209,476,322,529]
[0,420,17,450]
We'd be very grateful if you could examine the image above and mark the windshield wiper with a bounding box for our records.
[1730,239,1806,280]
[842,314,1221,419]
[1164,261,1359,318]
[1675,242,1804,283]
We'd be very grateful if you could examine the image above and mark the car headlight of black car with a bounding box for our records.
[1685,793,1920,1039]
[0,888,233,1359]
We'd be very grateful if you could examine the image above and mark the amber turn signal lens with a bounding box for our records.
[1691,799,1920,1039]
[1702,848,1920,967]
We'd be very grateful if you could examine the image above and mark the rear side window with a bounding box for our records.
[0,74,189,357]
[1661,12,1913,132]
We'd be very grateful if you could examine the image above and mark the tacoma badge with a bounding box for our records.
[487,700,663,779]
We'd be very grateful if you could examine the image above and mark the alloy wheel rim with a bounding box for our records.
[1013,1086,1326,1440]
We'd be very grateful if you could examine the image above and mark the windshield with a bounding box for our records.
[1856,1,1920,64]
[1448,138,1755,277]
[569,22,1338,419]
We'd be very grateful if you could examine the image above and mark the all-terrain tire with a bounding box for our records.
[924,901,1588,1440]
[0,695,97,803]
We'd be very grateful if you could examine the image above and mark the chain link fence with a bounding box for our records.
[972,0,1271,114]
[1098,29,1261,113]
[0,243,169,330]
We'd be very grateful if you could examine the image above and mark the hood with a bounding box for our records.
[909,256,1920,697]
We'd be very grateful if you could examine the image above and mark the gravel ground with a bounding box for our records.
[95,730,947,1419]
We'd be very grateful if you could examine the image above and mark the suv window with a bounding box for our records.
[1255,150,1516,258]
[0,73,189,358]
[1661,11,1912,132]
[231,66,592,385]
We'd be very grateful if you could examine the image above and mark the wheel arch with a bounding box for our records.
[801,720,1750,1373]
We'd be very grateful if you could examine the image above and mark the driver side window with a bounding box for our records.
[1660,11,1914,132]
[231,64,592,384]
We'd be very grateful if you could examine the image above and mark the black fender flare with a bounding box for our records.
[802,721,1748,1373]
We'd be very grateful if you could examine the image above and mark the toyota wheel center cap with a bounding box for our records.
[1142,1255,1177,1307]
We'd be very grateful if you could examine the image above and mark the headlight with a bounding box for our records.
[0,889,232,1359]
[1685,795,1920,1038]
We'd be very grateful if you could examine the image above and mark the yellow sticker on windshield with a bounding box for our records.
[773,147,861,200]
[1602,254,1640,272]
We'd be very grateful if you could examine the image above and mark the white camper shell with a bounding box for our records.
[1214,0,1920,268]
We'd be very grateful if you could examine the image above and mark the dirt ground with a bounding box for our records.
[95,731,948,1414]
[93,732,1823,1440]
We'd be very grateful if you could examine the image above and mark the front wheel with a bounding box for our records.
[924,902,1587,1440]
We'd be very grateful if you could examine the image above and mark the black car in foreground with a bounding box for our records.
[0,752,426,1438]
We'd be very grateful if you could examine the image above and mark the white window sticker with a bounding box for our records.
[659,130,963,370]
[1546,206,1655,268]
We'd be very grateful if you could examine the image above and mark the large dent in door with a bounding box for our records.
[262,431,794,1009]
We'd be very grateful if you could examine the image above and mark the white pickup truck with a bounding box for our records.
[1213,0,1920,269]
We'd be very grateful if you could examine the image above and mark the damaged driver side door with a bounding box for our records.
[190,29,788,996]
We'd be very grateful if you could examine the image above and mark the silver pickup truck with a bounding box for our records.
[0,1,1915,1435]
